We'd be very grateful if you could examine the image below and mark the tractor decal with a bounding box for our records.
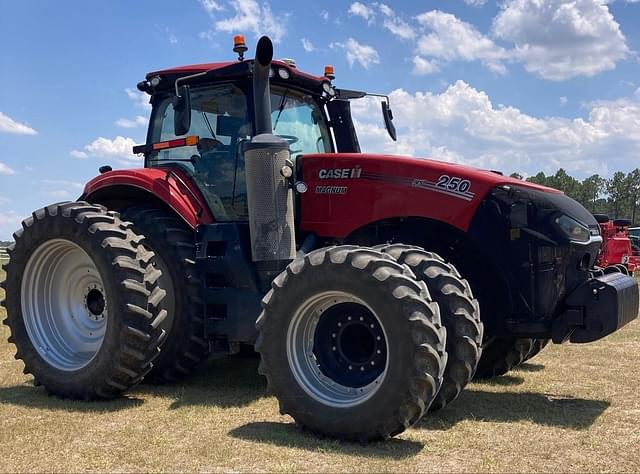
[357,171,475,201]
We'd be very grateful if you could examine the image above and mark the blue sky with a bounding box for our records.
[1,0,639,238]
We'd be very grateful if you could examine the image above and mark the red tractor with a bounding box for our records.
[593,215,640,273]
[2,36,638,442]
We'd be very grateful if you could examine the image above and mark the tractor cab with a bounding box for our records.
[133,35,394,221]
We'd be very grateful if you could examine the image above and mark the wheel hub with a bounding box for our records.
[286,291,389,407]
[84,285,106,321]
[313,303,386,388]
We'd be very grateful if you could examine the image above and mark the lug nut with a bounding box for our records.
[332,333,336,338]
[360,367,364,371]
[332,346,336,351]
[348,365,353,370]
[359,316,364,321]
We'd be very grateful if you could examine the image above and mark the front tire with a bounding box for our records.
[256,246,447,441]
[474,337,534,379]
[0,202,167,399]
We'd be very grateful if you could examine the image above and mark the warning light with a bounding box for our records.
[233,35,248,61]
[324,65,335,80]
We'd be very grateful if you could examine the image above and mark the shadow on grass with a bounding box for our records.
[0,384,143,412]
[421,389,610,431]
[229,421,423,458]
[136,351,267,410]
[513,362,545,373]
[475,374,525,386]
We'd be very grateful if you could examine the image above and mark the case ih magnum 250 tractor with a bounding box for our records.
[2,36,638,442]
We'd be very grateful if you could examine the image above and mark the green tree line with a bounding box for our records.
[510,168,640,224]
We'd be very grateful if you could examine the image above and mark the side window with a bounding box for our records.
[150,84,250,220]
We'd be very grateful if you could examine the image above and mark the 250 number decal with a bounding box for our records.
[436,175,471,194]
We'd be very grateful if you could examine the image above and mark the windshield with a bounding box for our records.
[269,87,332,157]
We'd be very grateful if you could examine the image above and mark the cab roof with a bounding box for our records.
[147,59,328,83]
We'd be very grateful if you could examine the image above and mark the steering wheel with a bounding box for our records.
[276,135,299,146]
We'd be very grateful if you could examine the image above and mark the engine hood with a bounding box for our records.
[304,153,560,193]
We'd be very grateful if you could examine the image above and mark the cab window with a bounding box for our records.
[149,84,250,220]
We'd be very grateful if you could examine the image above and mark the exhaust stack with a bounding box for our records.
[244,36,296,284]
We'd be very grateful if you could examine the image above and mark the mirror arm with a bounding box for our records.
[174,71,207,97]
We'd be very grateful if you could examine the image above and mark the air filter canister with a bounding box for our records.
[244,133,296,262]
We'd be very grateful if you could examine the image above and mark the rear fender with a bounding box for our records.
[81,168,214,228]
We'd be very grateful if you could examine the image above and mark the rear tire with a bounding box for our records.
[119,207,208,383]
[474,337,534,379]
[256,246,447,441]
[378,244,483,411]
[1,202,167,399]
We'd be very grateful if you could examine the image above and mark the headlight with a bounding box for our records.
[555,215,590,243]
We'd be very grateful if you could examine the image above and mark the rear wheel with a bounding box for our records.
[119,207,208,383]
[256,246,447,441]
[1,202,166,399]
[378,244,483,411]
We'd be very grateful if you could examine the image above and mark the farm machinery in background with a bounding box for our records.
[593,215,640,274]
[1,36,638,442]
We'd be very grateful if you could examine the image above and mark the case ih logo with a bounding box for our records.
[318,167,362,179]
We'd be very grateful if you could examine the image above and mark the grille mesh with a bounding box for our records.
[245,146,296,261]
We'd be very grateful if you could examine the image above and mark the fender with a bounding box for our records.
[299,153,559,238]
[81,167,214,228]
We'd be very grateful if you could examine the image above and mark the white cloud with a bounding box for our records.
[377,3,415,40]
[560,96,568,105]
[0,112,37,135]
[115,116,148,128]
[70,150,88,159]
[200,0,223,14]
[493,0,629,80]
[301,38,315,52]
[330,38,380,69]
[125,88,151,111]
[415,10,509,74]
[0,196,10,205]
[0,163,16,175]
[412,56,440,75]
[169,34,178,44]
[320,10,330,21]
[211,0,287,43]
[84,136,141,164]
[351,81,640,177]
[349,2,375,23]
[463,0,487,5]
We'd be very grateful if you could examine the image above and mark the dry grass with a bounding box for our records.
[0,265,639,472]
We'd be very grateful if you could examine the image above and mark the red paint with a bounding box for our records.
[148,60,328,83]
[83,167,214,228]
[299,153,561,238]
[596,219,640,271]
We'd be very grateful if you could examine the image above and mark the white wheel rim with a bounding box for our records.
[286,291,389,408]
[21,239,108,371]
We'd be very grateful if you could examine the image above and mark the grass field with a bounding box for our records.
[1,262,639,472]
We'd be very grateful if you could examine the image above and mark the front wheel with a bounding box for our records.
[1,202,167,399]
[256,246,447,441]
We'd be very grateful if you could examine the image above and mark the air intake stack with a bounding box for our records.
[244,36,296,287]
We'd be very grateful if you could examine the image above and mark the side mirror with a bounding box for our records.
[381,101,397,141]
[173,84,191,136]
